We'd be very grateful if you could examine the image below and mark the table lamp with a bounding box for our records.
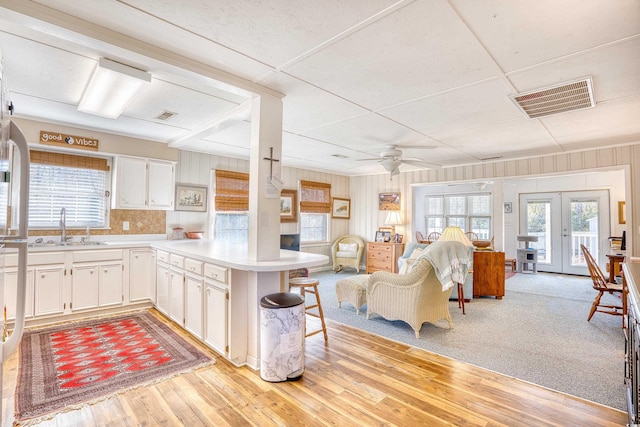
[384,211,403,235]
[439,226,474,247]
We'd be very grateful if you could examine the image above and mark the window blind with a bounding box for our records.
[214,170,249,211]
[30,150,110,171]
[300,180,331,213]
[29,163,107,228]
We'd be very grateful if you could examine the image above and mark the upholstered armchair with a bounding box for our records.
[366,258,453,338]
[331,235,365,273]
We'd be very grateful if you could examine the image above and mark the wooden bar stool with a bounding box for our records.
[288,277,328,341]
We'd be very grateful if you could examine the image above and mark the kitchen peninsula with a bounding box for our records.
[150,239,328,369]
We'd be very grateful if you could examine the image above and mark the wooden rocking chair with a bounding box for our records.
[580,244,625,324]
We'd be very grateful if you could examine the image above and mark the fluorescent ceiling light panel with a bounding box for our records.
[78,58,151,119]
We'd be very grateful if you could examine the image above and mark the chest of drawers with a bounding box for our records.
[366,242,404,274]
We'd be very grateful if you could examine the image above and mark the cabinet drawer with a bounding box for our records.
[185,258,203,275]
[169,254,184,268]
[156,250,169,263]
[368,251,391,261]
[369,244,392,253]
[204,263,228,284]
[73,249,123,263]
[29,251,66,265]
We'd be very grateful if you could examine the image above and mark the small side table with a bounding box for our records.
[606,252,625,283]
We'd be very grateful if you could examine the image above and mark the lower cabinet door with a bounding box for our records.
[185,275,203,338]
[169,268,184,325]
[204,282,228,355]
[156,263,170,315]
[72,265,100,311]
[34,266,65,316]
[99,263,123,307]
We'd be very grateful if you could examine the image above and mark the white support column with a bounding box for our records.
[248,94,283,262]
[245,93,284,369]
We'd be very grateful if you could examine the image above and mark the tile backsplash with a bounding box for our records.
[30,209,167,237]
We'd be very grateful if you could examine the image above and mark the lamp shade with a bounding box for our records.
[78,58,151,119]
[384,211,402,226]
[439,226,473,247]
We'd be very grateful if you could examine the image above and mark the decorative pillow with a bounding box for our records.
[409,247,425,259]
[338,243,357,252]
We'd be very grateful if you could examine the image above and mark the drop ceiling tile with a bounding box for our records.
[432,119,557,159]
[116,0,399,67]
[541,95,640,141]
[300,113,424,152]
[451,0,640,72]
[380,79,523,135]
[507,38,640,103]
[259,73,369,134]
[284,0,497,110]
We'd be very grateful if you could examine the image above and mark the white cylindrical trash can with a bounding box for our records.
[260,292,305,382]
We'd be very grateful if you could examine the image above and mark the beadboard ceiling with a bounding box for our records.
[0,1,639,177]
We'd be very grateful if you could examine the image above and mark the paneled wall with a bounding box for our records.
[350,144,640,256]
[169,150,350,268]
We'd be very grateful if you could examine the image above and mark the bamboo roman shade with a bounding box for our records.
[30,150,110,171]
[299,180,331,213]
[214,170,249,211]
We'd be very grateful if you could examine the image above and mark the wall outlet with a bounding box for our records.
[123,221,130,231]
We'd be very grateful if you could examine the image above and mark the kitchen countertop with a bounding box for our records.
[151,239,328,272]
[10,238,328,272]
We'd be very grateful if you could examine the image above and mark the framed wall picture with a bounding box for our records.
[619,201,626,224]
[332,197,350,219]
[175,184,208,212]
[379,192,400,210]
[280,189,298,223]
[504,202,512,214]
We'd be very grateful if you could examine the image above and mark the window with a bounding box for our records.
[214,169,249,242]
[214,212,248,243]
[299,180,331,243]
[28,151,109,229]
[425,193,492,239]
[300,213,328,242]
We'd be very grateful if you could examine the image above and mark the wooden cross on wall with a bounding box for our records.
[263,147,279,180]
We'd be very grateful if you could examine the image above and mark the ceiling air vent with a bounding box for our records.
[510,78,594,119]
[155,110,177,121]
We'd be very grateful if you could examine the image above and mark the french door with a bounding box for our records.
[519,191,610,275]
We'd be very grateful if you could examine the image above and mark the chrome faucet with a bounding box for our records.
[59,207,66,243]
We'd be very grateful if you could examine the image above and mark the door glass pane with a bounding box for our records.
[571,199,599,266]
[527,201,551,263]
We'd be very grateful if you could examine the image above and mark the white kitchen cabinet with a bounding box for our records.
[99,263,124,307]
[148,160,174,209]
[204,281,228,356]
[34,265,66,316]
[169,267,184,325]
[71,250,124,312]
[113,156,175,210]
[4,267,35,320]
[156,262,170,315]
[185,274,203,338]
[130,249,156,303]
[71,264,99,311]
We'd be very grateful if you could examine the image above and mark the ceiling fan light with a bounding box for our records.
[380,158,402,172]
[78,58,151,119]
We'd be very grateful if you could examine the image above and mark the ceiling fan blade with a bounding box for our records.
[401,159,442,169]
[396,144,438,150]
[357,158,385,162]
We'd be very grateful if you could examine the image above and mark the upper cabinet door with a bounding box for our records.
[113,156,175,210]
[114,156,148,209]
[148,160,174,209]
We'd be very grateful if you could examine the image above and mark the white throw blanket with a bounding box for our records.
[420,240,473,291]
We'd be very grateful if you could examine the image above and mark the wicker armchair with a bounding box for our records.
[366,258,453,338]
[331,235,365,273]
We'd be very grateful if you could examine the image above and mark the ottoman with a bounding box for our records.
[336,275,370,315]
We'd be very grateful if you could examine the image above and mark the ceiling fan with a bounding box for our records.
[358,145,440,176]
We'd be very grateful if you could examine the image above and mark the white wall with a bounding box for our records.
[171,150,350,267]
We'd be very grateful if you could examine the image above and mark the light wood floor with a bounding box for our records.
[2,310,627,426]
